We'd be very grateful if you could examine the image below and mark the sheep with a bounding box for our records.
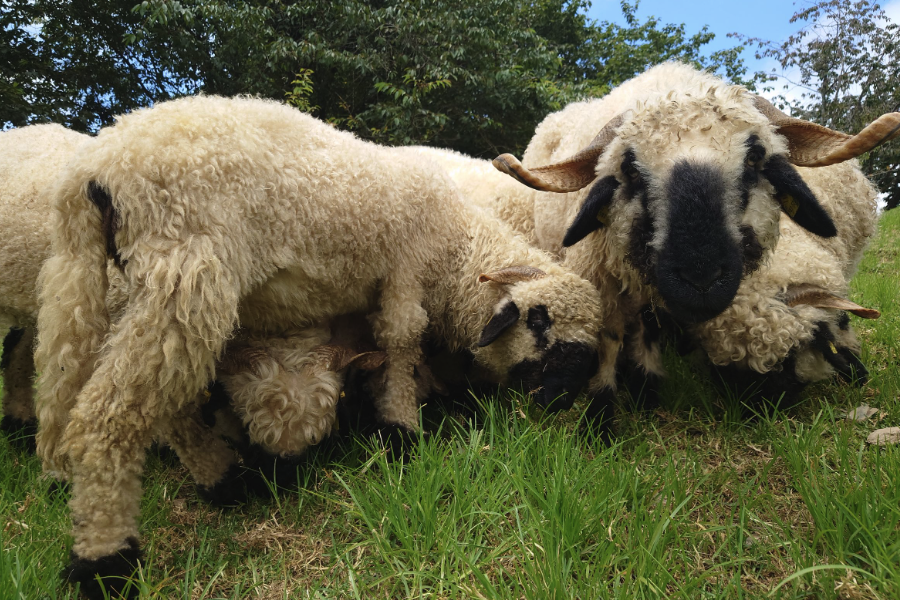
[0,125,89,446]
[33,95,608,598]
[488,61,899,419]
[687,159,881,403]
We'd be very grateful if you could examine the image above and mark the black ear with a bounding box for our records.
[478,302,520,347]
[562,175,620,247]
[762,156,837,238]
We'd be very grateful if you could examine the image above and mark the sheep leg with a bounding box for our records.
[158,395,250,507]
[582,325,624,443]
[621,306,665,412]
[1,326,38,450]
[61,256,234,598]
[369,275,428,445]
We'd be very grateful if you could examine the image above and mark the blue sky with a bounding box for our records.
[583,0,900,79]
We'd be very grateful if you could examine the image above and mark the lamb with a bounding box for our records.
[487,61,898,418]
[33,95,608,598]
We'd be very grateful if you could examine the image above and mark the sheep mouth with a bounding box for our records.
[509,342,599,412]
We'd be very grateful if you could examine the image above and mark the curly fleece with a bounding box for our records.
[34,95,607,564]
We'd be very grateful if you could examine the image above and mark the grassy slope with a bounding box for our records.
[1,210,898,600]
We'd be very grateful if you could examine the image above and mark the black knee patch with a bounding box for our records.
[0,416,37,452]
[195,463,253,507]
[65,537,143,600]
[1,326,25,370]
[580,386,616,445]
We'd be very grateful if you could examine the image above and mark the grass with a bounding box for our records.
[1,210,898,599]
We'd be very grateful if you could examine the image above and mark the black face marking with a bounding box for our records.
[655,161,743,323]
[739,225,764,276]
[526,305,551,349]
[808,321,868,385]
[563,175,620,247]
[87,181,127,269]
[1,327,25,371]
[621,150,645,195]
[509,341,599,412]
[837,312,851,331]
[478,301,520,347]
[626,209,656,286]
[740,135,766,210]
[762,155,837,238]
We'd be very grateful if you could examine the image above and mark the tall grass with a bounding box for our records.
[2,210,898,599]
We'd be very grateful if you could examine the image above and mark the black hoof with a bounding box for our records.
[48,478,71,499]
[580,387,616,445]
[195,463,254,507]
[0,416,37,452]
[372,423,420,463]
[64,537,143,600]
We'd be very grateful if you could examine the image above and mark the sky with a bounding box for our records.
[583,0,900,96]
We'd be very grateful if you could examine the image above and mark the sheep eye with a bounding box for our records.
[621,150,641,182]
[527,306,551,332]
[744,137,766,170]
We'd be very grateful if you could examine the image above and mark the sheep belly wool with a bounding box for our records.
[35,95,608,598]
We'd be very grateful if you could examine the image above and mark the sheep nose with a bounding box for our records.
[677,265,724,292]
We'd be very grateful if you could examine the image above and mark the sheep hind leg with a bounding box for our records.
[62,305,227,599]
[1,326,38,451]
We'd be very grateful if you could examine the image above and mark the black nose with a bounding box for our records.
[677,264,724,292]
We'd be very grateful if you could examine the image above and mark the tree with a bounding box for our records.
[4,0,746,156]
[1,0,202,132]
[735,0,900,209]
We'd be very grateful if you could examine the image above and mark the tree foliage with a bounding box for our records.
[4,0,746,156]
[735,0,900,209]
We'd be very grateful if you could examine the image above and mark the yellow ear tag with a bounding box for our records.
[340,391,346,398]
[203,389,211,398]
[828,341,838,354]
[778,193,799,218]
[596,206,611,226]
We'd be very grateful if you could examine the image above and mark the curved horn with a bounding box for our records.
[312,345,388,372]
[218,345,272,377]
[784,283,881,319]
[492,113,627,193]
[753,96,900,167]
[478,266,547,285]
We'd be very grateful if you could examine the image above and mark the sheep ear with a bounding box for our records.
[753,96,900,167]
[478,302,520,347]
[344,350,388,371]
[762,155,837,238]
[563,176,620,247]
[313,345,387,371]
[784,284,881,319]
[478,266,547,284]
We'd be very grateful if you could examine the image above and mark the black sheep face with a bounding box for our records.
[563,118,837,325]
[473,272,605,409]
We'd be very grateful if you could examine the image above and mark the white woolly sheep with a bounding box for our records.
[489,61,899,420]
[34,95,608,598]
[0,124,263,509]
[0,125,89,446]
